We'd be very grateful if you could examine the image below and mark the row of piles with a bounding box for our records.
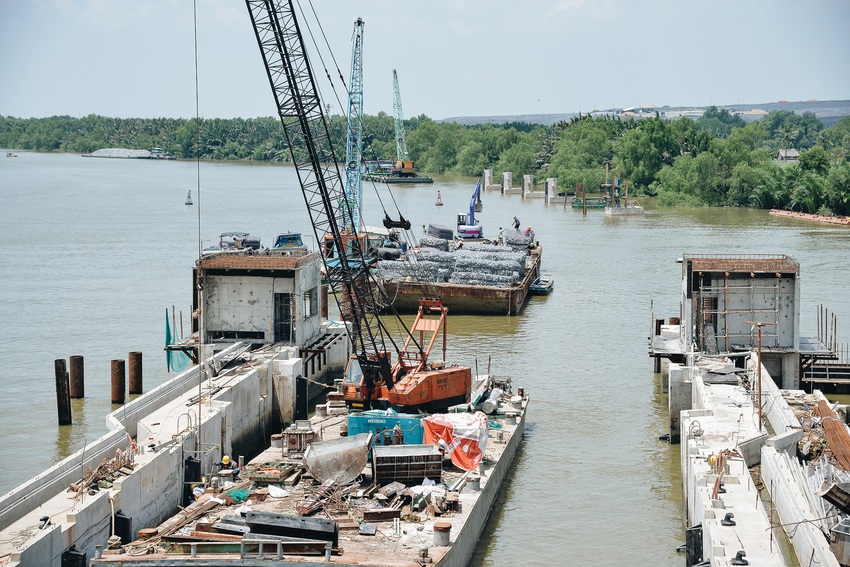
[55,352,143,425]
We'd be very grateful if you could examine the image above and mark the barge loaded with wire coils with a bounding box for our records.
[376,230,542,316]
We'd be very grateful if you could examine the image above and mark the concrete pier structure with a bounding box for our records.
[545,178,566,204]
[483,169,500,191]
[654,252,846,567]
[677,354,839,567]
[0,247,351,566]
[0,334,350,566]
[502,172,520,195]
[522,175,543,199]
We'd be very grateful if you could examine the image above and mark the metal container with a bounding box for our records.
[433,521,452,546]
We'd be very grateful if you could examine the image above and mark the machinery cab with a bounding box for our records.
[343,353,393,410]
[323,232,382,266]
[393,160,417,176]
[456,213,483,238]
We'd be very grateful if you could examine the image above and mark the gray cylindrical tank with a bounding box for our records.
[481,388,503,414]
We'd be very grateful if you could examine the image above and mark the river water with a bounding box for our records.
[1,151,848,565]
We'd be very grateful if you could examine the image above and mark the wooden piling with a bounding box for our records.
[128,351,143,395]
[55,359,72,425]
[69,355,85,398]
[111,359,126,405]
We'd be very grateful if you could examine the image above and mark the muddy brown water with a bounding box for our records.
[2,152,848,565]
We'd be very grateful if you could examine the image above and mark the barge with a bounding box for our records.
[769,209,850,226]
[90,377,528,566]
[377,233,542,316]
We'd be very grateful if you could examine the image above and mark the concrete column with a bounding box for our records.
[502,172,512,193]
[546,178,557,198]
[782,353,800,390]
[668,364,691,443]
[483,169,493,187]
[522,174,533,196]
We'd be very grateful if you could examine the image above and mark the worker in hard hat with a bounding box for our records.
[215,455,240,478]
[189,483,204,503]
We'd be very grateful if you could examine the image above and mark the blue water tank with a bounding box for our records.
[347,411,424,446]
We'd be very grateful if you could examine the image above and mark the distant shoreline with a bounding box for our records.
[440,98,850,127]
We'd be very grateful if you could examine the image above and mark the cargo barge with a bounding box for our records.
[378,231,542,316]
[89,378,528,566]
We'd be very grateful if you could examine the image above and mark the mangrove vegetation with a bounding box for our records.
[2,107,849,215]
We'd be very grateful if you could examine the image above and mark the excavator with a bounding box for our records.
[245,0,471,413]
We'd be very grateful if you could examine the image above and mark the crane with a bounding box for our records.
[390,69,417,178]
[245,0,471,413]
[343,18,364,233]
[392,69,409,163]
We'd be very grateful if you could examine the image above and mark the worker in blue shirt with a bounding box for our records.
[215,455,240,478]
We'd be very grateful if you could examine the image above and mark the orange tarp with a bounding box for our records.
[423,412,489,472]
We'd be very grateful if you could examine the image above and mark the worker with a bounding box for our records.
[456,238,463,250]
[216,455,240,478]
[189,483,204,503]
[524,226,533,237]
[497,227,505,246]
[512,216,520,230]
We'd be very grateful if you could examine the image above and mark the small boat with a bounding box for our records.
[185,190,193,205]
[6,152,18,158]
[529,273,554,295]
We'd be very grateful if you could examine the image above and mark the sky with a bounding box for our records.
[1,0,849,121]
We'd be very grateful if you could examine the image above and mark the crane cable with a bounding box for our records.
[293,1,434,352]
[295,1,428,358]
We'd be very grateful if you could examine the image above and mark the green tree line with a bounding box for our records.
[3,107,849,215]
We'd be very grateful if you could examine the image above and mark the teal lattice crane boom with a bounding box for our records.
[392,69,409,162]
[343,18,364,233]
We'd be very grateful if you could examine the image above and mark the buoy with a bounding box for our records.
[435,191,443,206]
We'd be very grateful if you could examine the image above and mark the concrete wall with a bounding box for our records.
[216,364,275,460]
[0,345,243,566]
[761,447,839,567]
[111,443,184,542]
[206,275,275,341]
[204,263,322,347]
[0,428,127,533]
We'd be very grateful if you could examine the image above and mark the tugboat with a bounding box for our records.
[185,190,193,205]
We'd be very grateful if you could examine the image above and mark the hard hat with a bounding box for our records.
[190,484,198,489]
[222,455,231,465]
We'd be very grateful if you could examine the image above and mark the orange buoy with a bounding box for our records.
[436,191,443,206]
